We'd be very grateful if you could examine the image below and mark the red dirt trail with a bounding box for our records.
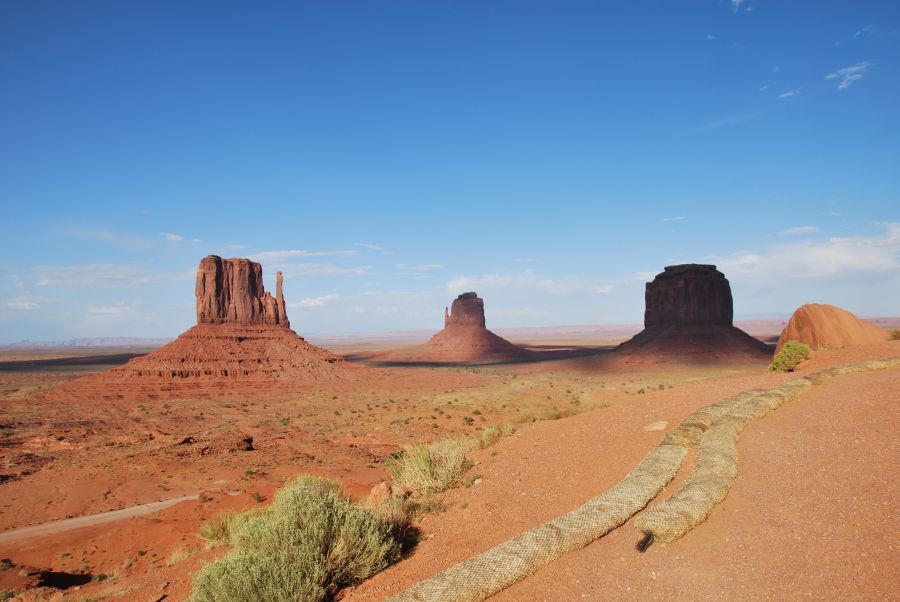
[347,341,900,601]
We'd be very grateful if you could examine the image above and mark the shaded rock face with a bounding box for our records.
[616,264,770,363]
[196,256,289,327]
[445,292,487,328]
[644,264,732,327]
[776,303,887,352]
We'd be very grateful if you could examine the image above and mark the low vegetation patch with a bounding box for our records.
[769,340,811,372]
[190,476,406,602]
[388,421,518,497]
[388,438,475,495]
[891,329,900,340]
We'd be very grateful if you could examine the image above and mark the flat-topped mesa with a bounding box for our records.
[644,264,733,327]
[615,263,770,363]
[444,292,487,328]
[195,255,289,327]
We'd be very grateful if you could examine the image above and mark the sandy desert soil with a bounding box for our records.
[347,340,900,601]
[1,336,897,600]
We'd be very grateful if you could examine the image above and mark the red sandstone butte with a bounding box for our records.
[615,264,771,362]
[196,256,289,327]
[51,256,352,401]
[776,303,888,352]
[385,292,529,362]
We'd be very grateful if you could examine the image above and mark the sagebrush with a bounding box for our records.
[769,340,811,372]
[190,475,403,602]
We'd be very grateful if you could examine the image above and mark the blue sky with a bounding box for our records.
[1,1,898,341]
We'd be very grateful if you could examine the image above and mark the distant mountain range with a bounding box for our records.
[5,316,897,349]
[3,337,173,348]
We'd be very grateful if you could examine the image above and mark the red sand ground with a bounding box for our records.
[348,340,900,601]
[1,335,897,600]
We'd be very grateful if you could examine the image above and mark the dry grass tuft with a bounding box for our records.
[388,438,475,495]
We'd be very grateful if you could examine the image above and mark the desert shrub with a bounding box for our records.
[199,510,260,545]
[769,340,811,372]
[387,438,475,495]
[891,329,900,340]
[190,476,403,602]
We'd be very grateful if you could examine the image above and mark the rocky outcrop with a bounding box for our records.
[616,264,770,363]
[196,255,289,327]
[52,256,354,401]
[644,264,732,327]
[445,292,487,327]
[383,292,529,363]
[776,303,887,352]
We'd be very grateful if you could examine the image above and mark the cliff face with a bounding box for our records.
[644,264,732,327]
[195,256,289,327]
[444,292,487,328]
[776,303,887,352]
[616,264,770,363]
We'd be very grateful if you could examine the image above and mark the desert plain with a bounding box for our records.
[0,259,898,602]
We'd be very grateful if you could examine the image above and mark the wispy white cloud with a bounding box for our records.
[161,232,184,242]
[780,225,820,235]
[447,270,615,295]
[447,270,585,296]
[779,89,800,99]
[29,264,188,289]
[88,303,134,317]
[227,243,247,250]
[291,293,341,308]
[854,25,875,38]
[706,34,717,40]
[826,61,871,89]
[396,263,444,272]
[249,249,358,262]
[62,227,153,252]
[355,243,384,251]
[486,308,547,319]
[4,298,40,311]
[731,0,751,13]
[279,263,371,277]
[662,215,686,222]
[374,306,399,315]
[709,222,900,280]
[354,242,394,255]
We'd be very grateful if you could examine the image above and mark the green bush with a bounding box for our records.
[190,476,403,602]
[769,340,811,372]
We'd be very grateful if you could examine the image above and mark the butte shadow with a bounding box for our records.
[47,255,359,402]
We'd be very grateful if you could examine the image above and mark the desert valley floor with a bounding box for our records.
[0,333,898,601]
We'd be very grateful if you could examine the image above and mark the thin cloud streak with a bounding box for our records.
[249,249,358,262]
[826,61,871,89]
